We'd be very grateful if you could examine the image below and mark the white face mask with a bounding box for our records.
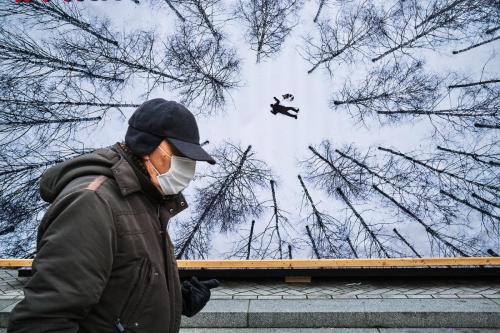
[147,146,196,195]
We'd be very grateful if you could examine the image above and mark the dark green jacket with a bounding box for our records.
[8,142,189,333]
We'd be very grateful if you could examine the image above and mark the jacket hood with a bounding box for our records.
[40,147,119,203]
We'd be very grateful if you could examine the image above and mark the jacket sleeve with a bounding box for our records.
[8,188,116,333]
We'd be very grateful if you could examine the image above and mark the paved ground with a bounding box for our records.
[5,329,500,332]
[2,269,500,300]
[209,278,500,300]
[2,269,500,330]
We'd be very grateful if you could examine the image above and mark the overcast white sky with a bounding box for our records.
[74,0,499,259]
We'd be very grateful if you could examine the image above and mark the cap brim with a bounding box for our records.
[125,126,164,156]
[167,138,216,165]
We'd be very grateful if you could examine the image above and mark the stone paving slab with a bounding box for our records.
[245,299,500,328]
[181,299,249,328]
[179,298,500,329]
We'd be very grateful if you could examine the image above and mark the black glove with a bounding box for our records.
[181,276,220,317]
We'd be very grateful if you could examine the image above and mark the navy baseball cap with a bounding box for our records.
[125,98,216,164]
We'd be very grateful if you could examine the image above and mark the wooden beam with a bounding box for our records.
[285,275,311,283]
[1,257,499,268]
[177,257,500,268]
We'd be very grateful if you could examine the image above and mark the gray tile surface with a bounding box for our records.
[181,300,249,328]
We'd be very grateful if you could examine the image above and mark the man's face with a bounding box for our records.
[143,139,183,190]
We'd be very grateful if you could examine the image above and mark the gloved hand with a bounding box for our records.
[181,276,220,317]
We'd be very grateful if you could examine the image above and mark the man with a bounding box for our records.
[8,98,220,333]
[270,96,299,119]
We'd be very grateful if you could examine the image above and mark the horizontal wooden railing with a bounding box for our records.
[1,257,499,268]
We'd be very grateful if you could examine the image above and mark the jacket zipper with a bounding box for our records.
[114,258,148,332]
[158,204,169,291]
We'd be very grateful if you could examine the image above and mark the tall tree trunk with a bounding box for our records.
[176,145,253,259]
[336,187,390,258]
[246,220,255,260]
[472,193,500,209]
[313,0,326,23]
[0,98,140,108]
[440,189,500,221]
[378,146,499,192]
[0,116,101,127]
[164,0,186,22]
[23,1,119,46]
[437,146,500,167]
[194,0,220,39]
[452,35,500,54]
[378,109,496,117]
[393,228,422,258]
[415,0,468,29]
[270,179,284,259]
[346,236,358,258]
[448,79,500,89]
[487,249,499,256]
[474,123,500,129]
[371,25,441,62]
[306,225,321,259]
[333,93,389,105]
[372,185,469,257]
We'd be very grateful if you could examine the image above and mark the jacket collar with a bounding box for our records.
[111,143,189,217]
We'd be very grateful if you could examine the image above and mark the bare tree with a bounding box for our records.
[302,0,387,75]
[235,0,304,63]
[297,174,351,258]
[56,29,182,95]
[372,0,498,62]
[299,140,492,257]
[378,83,499,138]
[378,145,500,236]
[0,143,93,258]
[378,146,499,193]
[0,77,139,150]
[250,179,302,259]
[0,0,119,46]
[164,24,241,115]
[331,60,445,125]
[224,219,260,259]
[437,145,500,167]
[169,0,229,40]
[372,184,473,257]
[336,187,393,258]
[393,228,422,258]
[163,0,187,22]
[49,23,240,113]
[0,26,125,93]
[174,142,274,259]
[299,142,402,257]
